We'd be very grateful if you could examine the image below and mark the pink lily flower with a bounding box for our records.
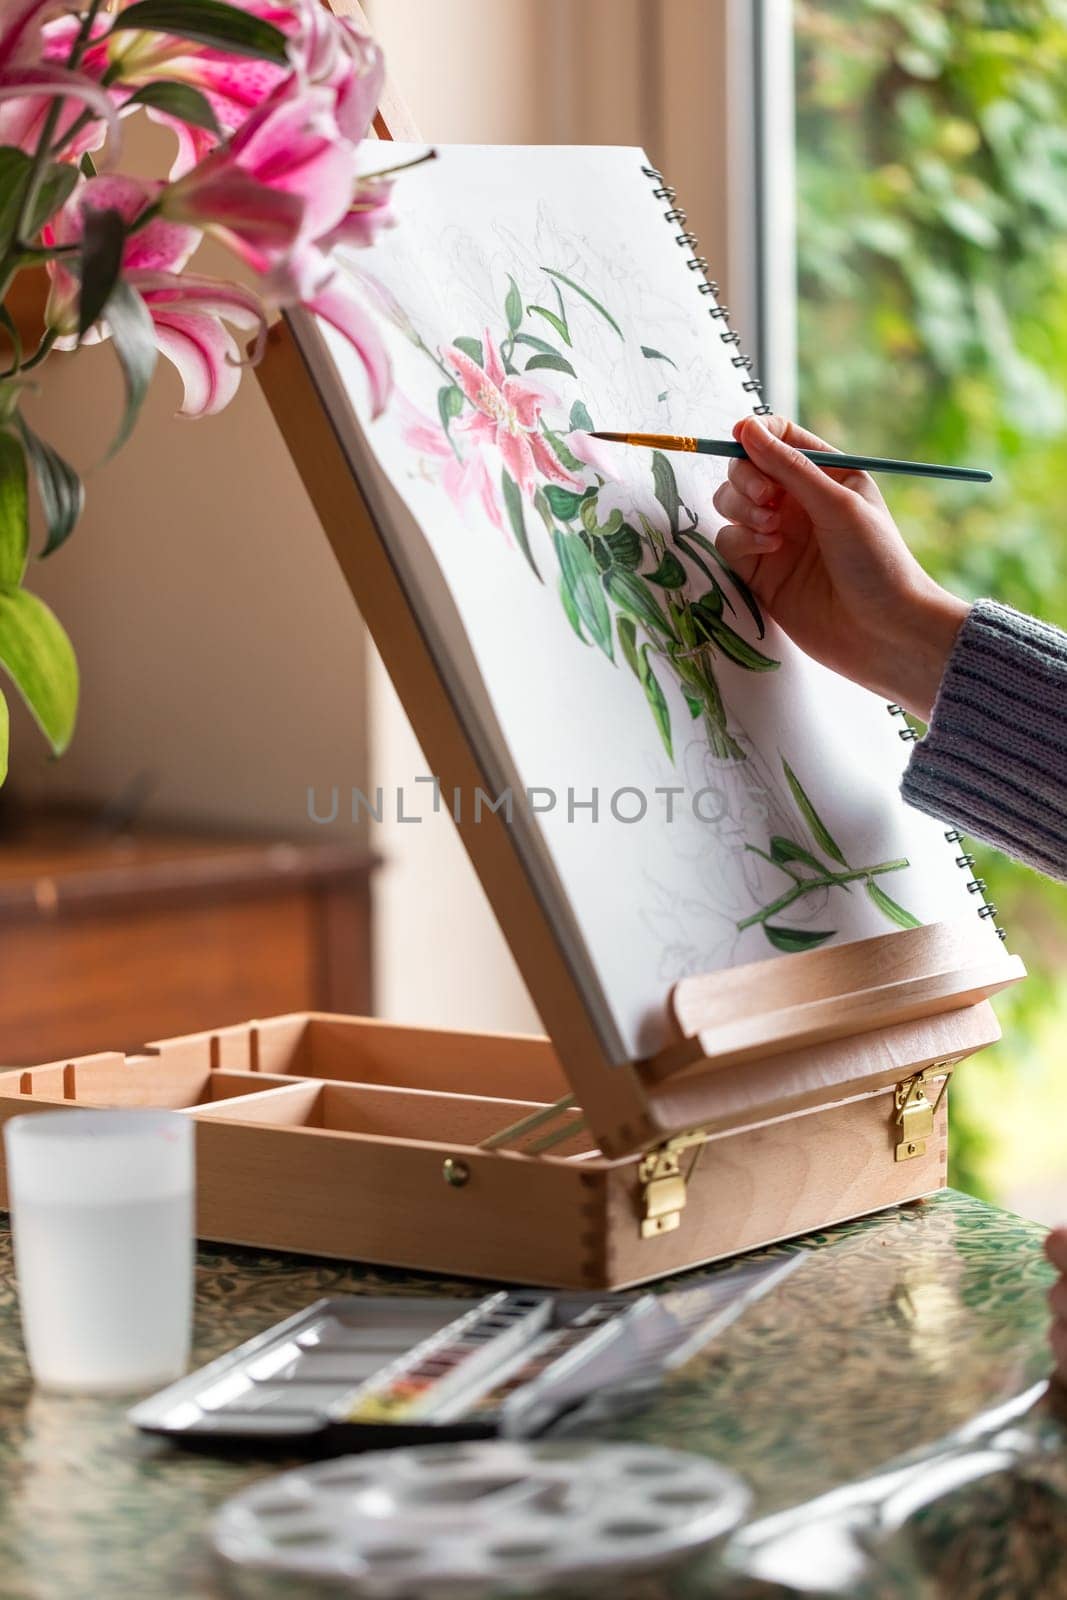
[44,174,267,417]
[562,428,621,478]
[163,82,354,272]
[397,394,505,534]
[118,0,384,179]
[0,3,117,156]
[444,332,580,496]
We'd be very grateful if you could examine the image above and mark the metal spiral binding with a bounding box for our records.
[889,710,1007,940]
[642,164,772,416]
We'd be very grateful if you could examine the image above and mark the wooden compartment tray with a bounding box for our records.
[0,981,1005,1290]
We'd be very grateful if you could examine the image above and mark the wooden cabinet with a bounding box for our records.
[0,813,376,1064]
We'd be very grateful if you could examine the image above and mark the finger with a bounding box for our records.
[736,416,861,527]
[712,481,780,531]
[1050,1277,1067,1321]
[733,412,835,455]
[727,456,780,507]
[1046,1228,1067,1273]
[715,523,782,565]
[734,414,883,502]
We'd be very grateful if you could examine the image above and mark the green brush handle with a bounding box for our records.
[694,439,992,484]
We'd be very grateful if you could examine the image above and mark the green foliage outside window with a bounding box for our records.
[795,0,1067,1198]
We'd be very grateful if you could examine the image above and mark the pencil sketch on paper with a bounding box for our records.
[341,218,920,955]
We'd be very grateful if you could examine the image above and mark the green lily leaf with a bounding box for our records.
[78,206,126,338]
[512,333,558,357]
[110,0,289,61]
[541,268,624,338]
[0,150,30,252]
[16,416,84,558]
[525,351,576,377]
[604,522,642,570]
[558,572,587,644]
[651,449,681,533]
[29,162,79,237]
[437,383,463,435]
[0,432,28,586]
[554,530,613,659]
[697,614,780,672]
[646,550,687,589]
[638,644,672,760]
[122,81,222,136]
[769,835,830,875]
[603,568,673,637]
[528,305,571,346]
[682,687,703,718]
[501,470,541,582]
[504,274,523,332]
[0,585,78,755]
[764,923,836,953]
[866,878,921,928]
[617,615,641,677]
[544,485,584,521]
[570,399,595,432]
[0,152,78,251]
[641,345,677,367]
[103,281,158,455]
[680,525,766,634]
[452,335,483,366]
[783,757,848,867]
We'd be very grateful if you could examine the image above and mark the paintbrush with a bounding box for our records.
[587,431,992,484]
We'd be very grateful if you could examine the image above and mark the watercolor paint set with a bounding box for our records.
[129,1256,802,1451]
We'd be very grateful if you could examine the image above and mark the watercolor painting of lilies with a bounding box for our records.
[377,254,779,768]
[295,146,987,1059]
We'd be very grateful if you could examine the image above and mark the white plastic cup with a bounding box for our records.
[4,1109,195,1394]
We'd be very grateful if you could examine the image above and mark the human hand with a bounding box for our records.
[711,415,970,719]
[1047,1228,1067,1384]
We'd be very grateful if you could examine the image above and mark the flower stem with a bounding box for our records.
[358,148,438,183]
[736,859,909,930]
[19,328,58,374]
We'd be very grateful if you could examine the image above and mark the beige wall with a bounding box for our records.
[14,1,743,1037]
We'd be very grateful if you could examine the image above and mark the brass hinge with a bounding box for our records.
[639,1127,710,1239]
[893,1062,955,1162]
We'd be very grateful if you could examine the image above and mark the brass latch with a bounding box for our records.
[639,1128,710,1238]
[893,1062,954,1162]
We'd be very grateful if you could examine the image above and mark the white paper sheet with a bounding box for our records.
[290,145,1004,1062]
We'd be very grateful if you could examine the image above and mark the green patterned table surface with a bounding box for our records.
[0,1190,1064,1600]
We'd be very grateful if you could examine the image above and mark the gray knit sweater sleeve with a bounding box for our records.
[901,597,1067,880]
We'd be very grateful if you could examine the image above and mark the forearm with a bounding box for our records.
[902,599,1067,881]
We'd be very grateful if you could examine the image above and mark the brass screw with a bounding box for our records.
[442,1157,470,1189]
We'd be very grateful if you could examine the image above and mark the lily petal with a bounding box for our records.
[309,280,391,418]
[483,325,505,391]
[528,428,582,487]
[131,270,269,361]
[562,428,622,477]
[0,0,63,68]
[445,342,497,412]
[0,64,120,150]
[502,374,548,429]
[151,309,243,418]
[497,424,536,496]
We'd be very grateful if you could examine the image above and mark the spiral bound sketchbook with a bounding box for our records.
[288,144,1005,1065]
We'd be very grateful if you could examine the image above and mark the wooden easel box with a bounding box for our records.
[0,919,1017,1289]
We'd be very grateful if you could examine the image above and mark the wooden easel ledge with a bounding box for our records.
[649,918,1023,1084]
